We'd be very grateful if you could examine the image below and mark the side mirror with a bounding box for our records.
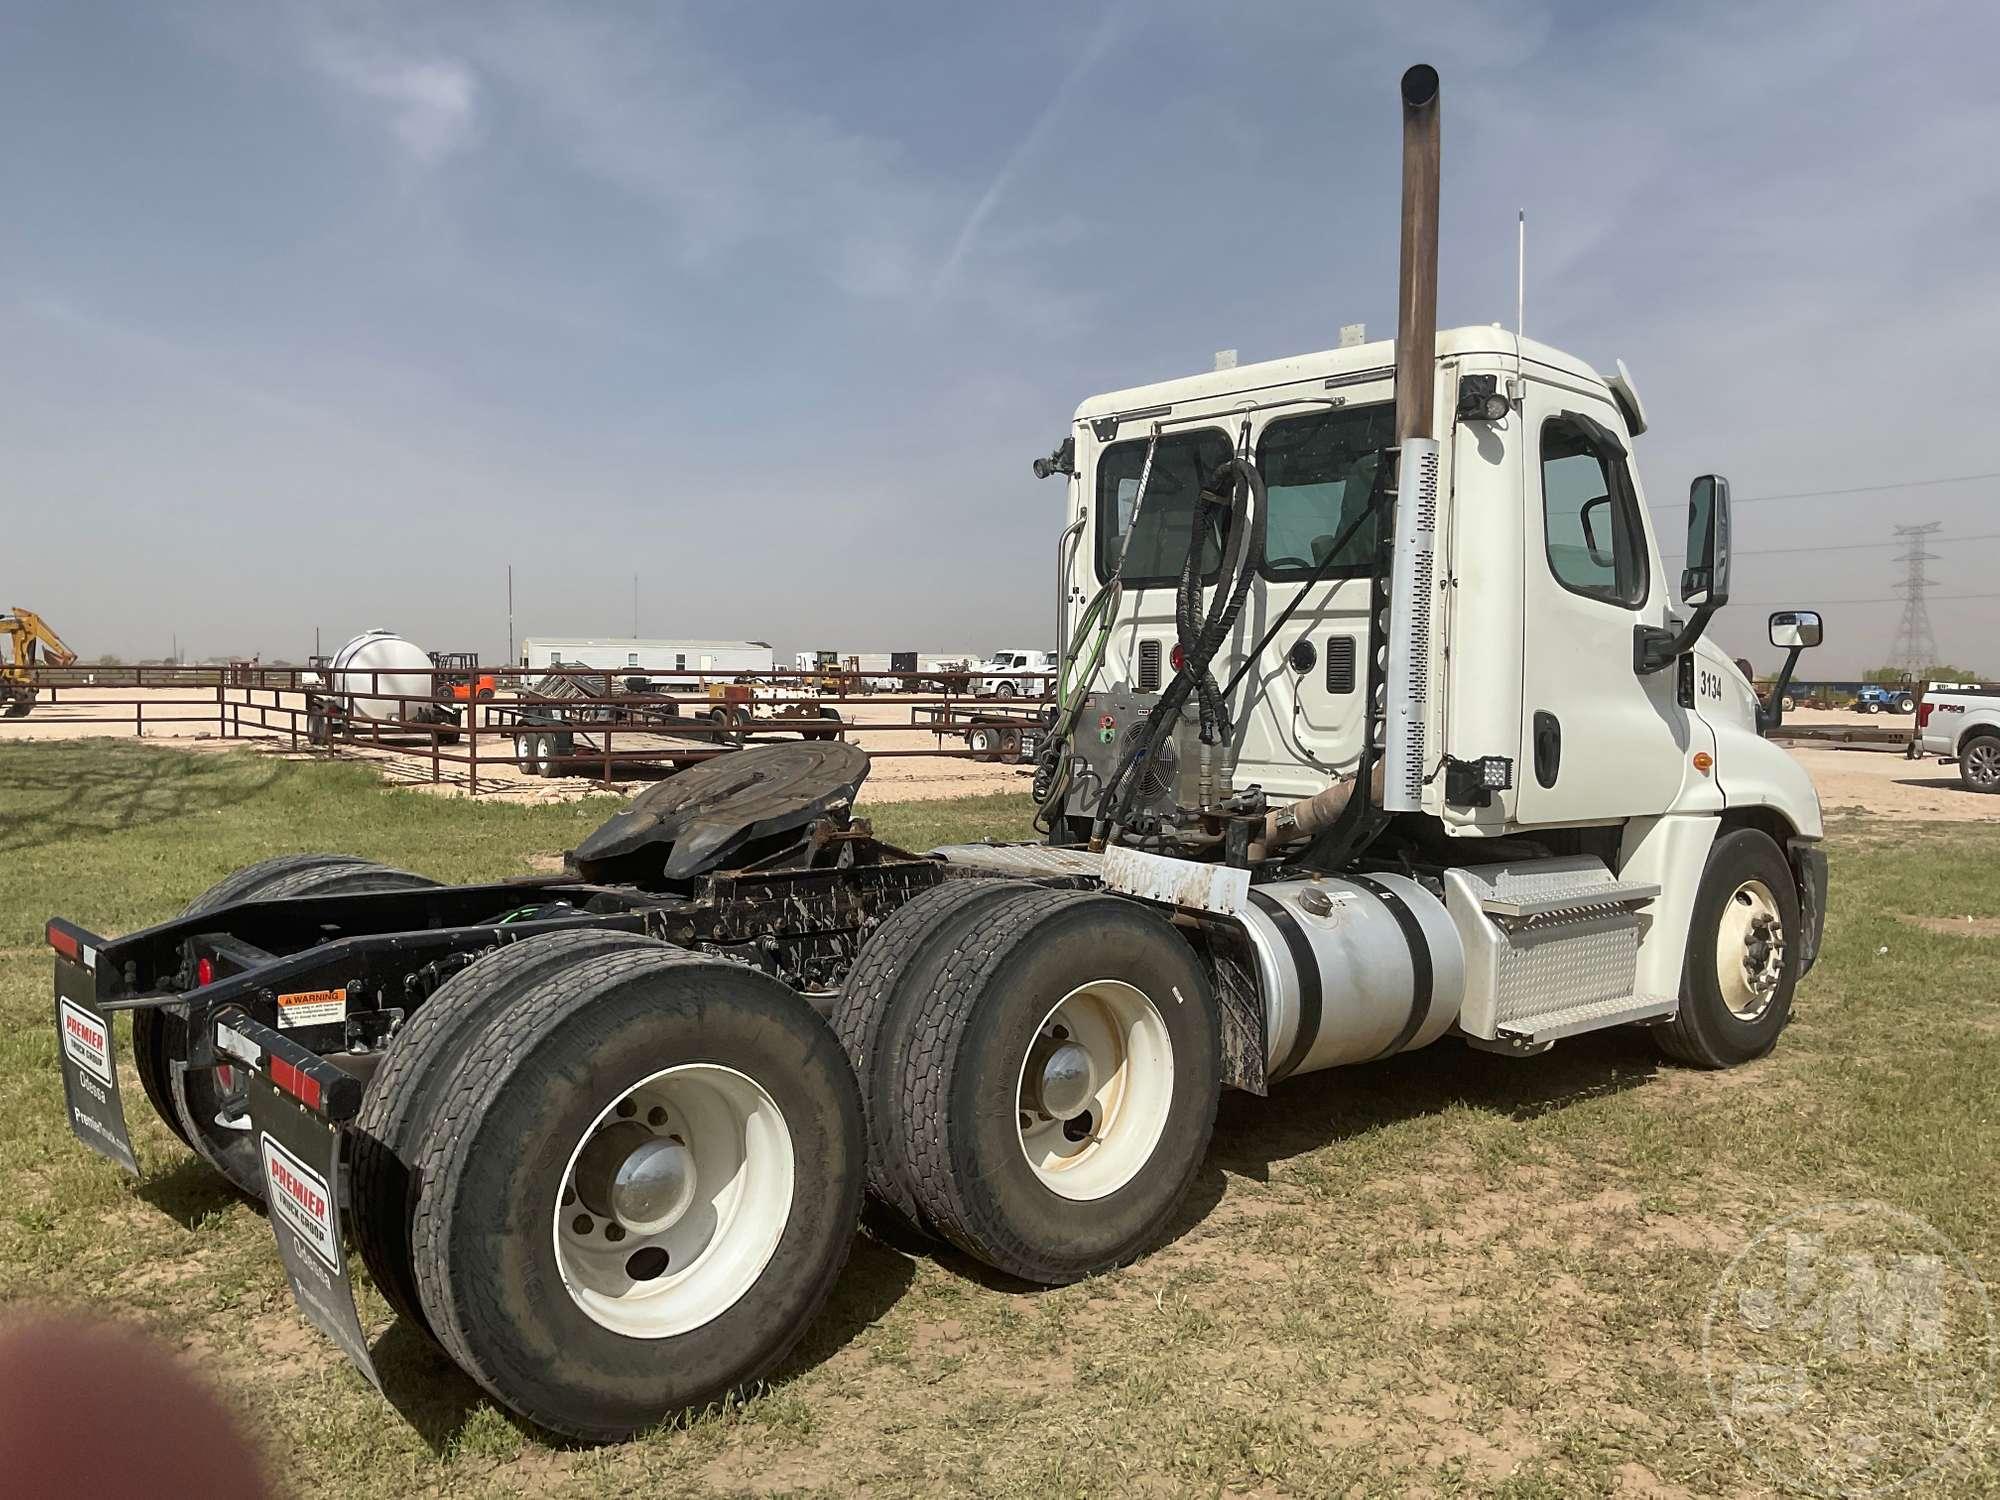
[1635,473,1734,675]
[1680,475,1731,608]
[1769,610,1823,650]
[1756,609,1824,736]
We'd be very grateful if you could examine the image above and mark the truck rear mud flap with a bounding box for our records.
[222,1011,382,1389]
[51,940,140,1176]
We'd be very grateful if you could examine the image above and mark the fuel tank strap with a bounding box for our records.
[1350,875,1434,1060]
[1247,889,1319,1082]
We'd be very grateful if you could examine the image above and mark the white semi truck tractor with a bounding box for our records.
[46,64,1826,1440]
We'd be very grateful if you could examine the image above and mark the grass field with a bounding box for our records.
[2,741,1997,1497]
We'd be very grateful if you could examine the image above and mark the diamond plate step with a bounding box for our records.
[1497,993,1676,1045]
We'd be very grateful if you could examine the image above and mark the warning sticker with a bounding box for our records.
[261,1132,340,1271]
[59,998,114,1087]
[277,988,347,1029]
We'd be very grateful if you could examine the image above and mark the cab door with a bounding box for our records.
[1513,380,1691,824]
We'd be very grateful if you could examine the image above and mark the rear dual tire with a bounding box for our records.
[835,886,1221,1285]
[402,946,864,1441]
[349,929,667,1330]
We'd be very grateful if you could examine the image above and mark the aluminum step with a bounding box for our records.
[1496,993,1677,1045]
[1468,860,1660,919]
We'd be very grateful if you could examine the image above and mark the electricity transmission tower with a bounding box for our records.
[1889,521,1942,678]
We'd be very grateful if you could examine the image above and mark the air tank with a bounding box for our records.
[325,630,435,722]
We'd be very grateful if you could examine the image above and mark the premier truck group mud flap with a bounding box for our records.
[53,951,139,1176]
[232,1015,382,1389]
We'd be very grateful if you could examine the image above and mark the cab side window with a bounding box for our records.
[1539,416,1648,607]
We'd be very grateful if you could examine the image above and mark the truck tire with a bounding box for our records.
[967,725,1000,760]
[1655,828,1799,1069]
[830,878,1024,1245]
[159,855,440,1199]
[897,889,1221,1284]
[407,946,864,1441]
[1960,733,2000,794]
[350,929,669,1332]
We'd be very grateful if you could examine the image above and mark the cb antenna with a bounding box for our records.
[1515,209,1525,397]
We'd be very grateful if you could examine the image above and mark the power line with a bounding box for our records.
[1662,530,2000,561]
[1647,469,2000,512]
[1726,590,2000,606]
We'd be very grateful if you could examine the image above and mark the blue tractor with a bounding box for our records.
[1854,683,1916,715]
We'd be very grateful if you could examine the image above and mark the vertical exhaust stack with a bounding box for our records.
[1380,63,1442,815]
[1393,63,1441,442]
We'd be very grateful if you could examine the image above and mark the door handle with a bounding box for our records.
[1533,711,1561,788]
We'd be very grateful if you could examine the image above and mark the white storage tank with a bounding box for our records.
[325,630,435,721]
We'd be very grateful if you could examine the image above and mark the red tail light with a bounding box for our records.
[1169,644,1185,673]
[1918,701,1933,729]
[46,923,81,962]
[195,956,215,986]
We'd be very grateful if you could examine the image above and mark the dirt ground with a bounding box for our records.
[6,688,1989,819]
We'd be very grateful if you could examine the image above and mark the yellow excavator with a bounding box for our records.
[2,607,77,716]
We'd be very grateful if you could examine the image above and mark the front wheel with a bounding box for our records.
[1655,828,1799,1069]
[1961,735,2000,794]
[407,947,864,1441]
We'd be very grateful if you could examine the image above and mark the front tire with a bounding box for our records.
[1655,828,1798,1069]
[407,947,864,1441]
[896,890,1220,1284]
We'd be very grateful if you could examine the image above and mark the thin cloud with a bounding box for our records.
[932,4,1123,297]
[308,36,478,165]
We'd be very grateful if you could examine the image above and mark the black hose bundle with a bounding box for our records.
[1094,458,1266,839]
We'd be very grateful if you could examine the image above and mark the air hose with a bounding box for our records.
[1093,457,1266,842]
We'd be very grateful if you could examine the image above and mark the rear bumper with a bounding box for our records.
[1790,839,1829,976]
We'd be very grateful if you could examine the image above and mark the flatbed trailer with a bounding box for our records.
[912,700,1048,763]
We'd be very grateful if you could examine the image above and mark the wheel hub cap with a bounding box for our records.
[612,1136,698,1234]
[1034,1041,1098,1120]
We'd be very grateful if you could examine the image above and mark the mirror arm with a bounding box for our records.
[1633,601,1721,676]
[1756,643,1806,736]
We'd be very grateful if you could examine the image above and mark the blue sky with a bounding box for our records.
[4,0,1995,675]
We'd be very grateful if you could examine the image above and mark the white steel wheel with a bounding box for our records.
[1715,878,1785,1022]
[554,1064,794,1339]
[1015,979,1174,1201]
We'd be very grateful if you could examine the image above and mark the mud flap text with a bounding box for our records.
[55,960,138,1175]
[248,1071,380,1390]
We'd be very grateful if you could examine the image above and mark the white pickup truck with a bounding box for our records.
[1916,684,2000,793]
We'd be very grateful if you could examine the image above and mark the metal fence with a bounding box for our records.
[2,664,1056,794]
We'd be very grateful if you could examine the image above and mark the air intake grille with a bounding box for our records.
[1137,639,1162,692]
[1325,636,1356,694]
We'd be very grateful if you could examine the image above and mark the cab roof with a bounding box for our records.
[1072,327,1608,424]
